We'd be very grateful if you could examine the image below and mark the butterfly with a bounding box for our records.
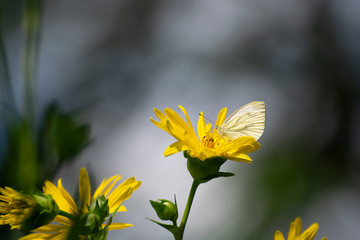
[216,101,265,141]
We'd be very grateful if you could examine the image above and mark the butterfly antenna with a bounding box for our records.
[199,113,217,126]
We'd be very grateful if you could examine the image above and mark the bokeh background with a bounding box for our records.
[1,0,360,239]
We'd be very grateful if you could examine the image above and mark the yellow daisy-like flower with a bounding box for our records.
[274,217,328,240]
[0,187,37,229]
[150,106,261,162]
[20,168,141,240]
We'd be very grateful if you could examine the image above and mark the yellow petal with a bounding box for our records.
[179,105,194,130]
[288,217,302,240]
[165,118,186,141]
[106,223,133,230]
[52,231,69,240]
[43,180,72,213]
[107,178,141,212]
[19,233,54,240]
[164,142,185,156]
[165,109,197,143]
[117,205,127,212]
[179,106,201,143]
[225,153,252,163]
[218,136,260,155]
[154,108,166,120]
[300,223,319,240]
[215,107,227,127]
[164,108,189,131]
[109,186,140,212]
[205,123,212,132]
[52,215,71,225]
[57,179,77,214]
[33,223,68,233]
[79,168,91,212]
[150,118,171,134]
[274,231,285,240]
[93,175,122,199]
[197,111,206,140]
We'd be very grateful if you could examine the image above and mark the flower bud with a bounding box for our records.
[21,190,59,231]
[77,195,109,235]
[150,199,178,221]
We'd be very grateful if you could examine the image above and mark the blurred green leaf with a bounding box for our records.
[40,102,91,178]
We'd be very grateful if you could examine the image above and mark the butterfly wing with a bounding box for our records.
[218,101,265,140]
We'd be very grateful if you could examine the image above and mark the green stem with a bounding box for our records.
[22,0,43,128]
[58,210,76,220]
[176,180,200,240]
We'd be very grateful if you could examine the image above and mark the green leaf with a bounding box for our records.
[147,218,180,236]
[216,172,235,178]
[40,102,91,178]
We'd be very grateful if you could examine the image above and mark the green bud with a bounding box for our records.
[20,191,59,232]
[77,195,109,235]
[89,195,109,223]
[185,151,227,181]
[150,199,178,221]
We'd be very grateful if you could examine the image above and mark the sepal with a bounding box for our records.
[185,151,230,182]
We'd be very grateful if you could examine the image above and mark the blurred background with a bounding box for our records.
[0,0,359,239]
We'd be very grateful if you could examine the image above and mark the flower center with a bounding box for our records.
[201,132,222,149]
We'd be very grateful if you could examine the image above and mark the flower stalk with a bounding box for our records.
[150,105,265,239]
[176,180,200,240]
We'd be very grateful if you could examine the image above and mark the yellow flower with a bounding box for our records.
[0,187,37,229]
[150,106,261,162]
[274,217,328,240]
[20,168,141,240]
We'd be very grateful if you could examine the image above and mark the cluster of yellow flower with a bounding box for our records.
[0,102,327,240]
[0,168,140,239]
[150,102,327,240]
[275,217,327,240]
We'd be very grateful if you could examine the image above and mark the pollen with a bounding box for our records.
[201,133,222,149]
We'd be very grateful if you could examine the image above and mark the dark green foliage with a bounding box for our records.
[1,102,91,190]
[40,102,91,179]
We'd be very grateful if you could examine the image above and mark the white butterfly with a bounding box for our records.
[216,101,265,141]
